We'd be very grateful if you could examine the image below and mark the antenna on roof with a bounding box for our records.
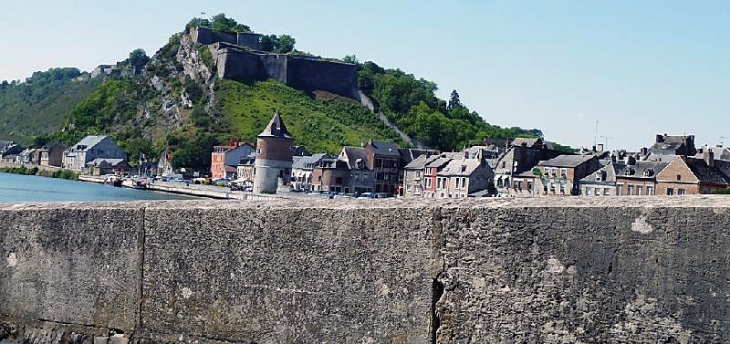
[593,118,598,149]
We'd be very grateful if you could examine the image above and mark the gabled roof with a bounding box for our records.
[539,154,594,168]
[258,112,293,139]
[340,146,370,170]
[425,153,462,170]
[615,161,669,179]
[292,153,327,170]
[73,135,109,151]
[686,158,730,185]
[437,158,485,177]
[511,137,542,148]
[404,153,440,170]
[399,148,434,165]
[367,140,400,157]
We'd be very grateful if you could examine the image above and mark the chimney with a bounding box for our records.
[596,144,604,152]
[640,147,648,156]
[704,149,715,167]
[626,156,636,165]
[656,134,665,143]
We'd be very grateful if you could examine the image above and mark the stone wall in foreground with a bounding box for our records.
[1,197,729,343]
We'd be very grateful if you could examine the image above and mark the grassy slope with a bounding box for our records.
[217,79,404,153]
[0,78,102,144]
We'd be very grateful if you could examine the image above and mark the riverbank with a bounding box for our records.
[2,161,285,201]
[79,175,285,201]
[0,161,78,180]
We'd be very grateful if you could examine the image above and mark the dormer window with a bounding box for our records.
[643,169,653,177]
[624,168,635,176]
[596,171,606,181]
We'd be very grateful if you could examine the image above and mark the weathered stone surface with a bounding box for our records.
[141,203,436,343]
[1,197,730,343]
[0,203,142,333]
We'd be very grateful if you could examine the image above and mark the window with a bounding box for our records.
[551,168,557,177]
[594,188,600,196]
[604,188,610,196]
[560,168,568,178]
[461,177,467,189]
[636,186,643,195]
[586,187,593,196]
[501,161,506,168]
[647,186,655,195]
[643,169,653,177]
[437,178,442,190]
[678,188,686,195]
[667,188,674,195]
[425,178,432,188]
[455,178,460,189]
[627,185,634,195]
[676,174,681,181]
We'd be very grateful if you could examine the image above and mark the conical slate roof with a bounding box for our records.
[258,112,293,139]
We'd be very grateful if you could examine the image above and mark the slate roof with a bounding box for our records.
[512,137,542,148]
[425,153,462,170]
[404,153,440,170]
[615,161,669,179]
[696,146,730,162]
[539,155,594,168]
[438,158,483,177]
[292,153,326,170]
[687,158,730,185]
[367,140,400,157]
[341,147,369,170]
[258,112,293,139]
[580,162,624,183]
[87,158,126,167]
[73,135,109,151]
[399,148,434,165]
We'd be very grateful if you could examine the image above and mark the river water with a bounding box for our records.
[0,172,199,202]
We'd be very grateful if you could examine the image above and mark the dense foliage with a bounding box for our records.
[187,13,252,33]
[259,34,296,54]
[354,60,543,151]
[0,68,101,144]
[0,165,78,180]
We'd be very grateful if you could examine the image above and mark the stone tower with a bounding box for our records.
[253,112,294,194]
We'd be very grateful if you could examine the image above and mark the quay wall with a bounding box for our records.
[1,197,730,343]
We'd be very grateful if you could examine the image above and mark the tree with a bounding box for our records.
[447,90,461,110]
[128,49,150,70]
[259,35,275,52]
[275,35,296,53]
[343,55,359,64]
[210,13,251,33]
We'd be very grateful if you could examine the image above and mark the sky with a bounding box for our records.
[2,1,729,151]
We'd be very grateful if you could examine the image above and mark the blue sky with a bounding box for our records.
[2,1,729,150]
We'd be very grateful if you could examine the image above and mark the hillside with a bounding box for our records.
[0,13,553,173]
[0,68,101,144]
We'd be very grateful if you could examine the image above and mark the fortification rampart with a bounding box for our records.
[2,197,730,343]
[200,29,356,97]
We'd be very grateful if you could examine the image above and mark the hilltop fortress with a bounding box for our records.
[189,26,357,98]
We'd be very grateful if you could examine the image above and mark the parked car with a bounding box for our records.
[357,192,375,199]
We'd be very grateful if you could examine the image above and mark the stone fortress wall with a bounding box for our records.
[190,26,357,98]
[1,197,730,343]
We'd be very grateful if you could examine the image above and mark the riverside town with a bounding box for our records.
[2,8,730,344]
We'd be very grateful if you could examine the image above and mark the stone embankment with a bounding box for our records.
[1,196,730,343]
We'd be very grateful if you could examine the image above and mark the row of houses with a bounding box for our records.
[1,141,68,168]
[1,136,130,176]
